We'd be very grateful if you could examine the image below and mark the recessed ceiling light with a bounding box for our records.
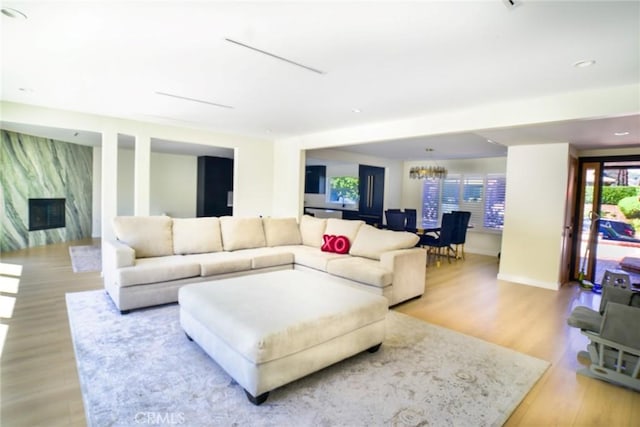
[573,59,596,68]
[1,8,27,19]
[614,131,630,136]
[352,108,362,113]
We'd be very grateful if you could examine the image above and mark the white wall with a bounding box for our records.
[117,148,135,216]
[150,152,197,217]
[498,143,570,290]
[1,102,275,240]
[91,147,217,233]
[403,156,507,256]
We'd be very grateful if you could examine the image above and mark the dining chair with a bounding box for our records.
[420,212,456,266]
[404,209,417,232]
[385,210,407,231]
[451,211,471,259]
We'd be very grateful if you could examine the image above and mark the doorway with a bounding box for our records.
[574,156,640,287]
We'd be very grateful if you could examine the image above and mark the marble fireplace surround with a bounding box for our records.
[0,130,93,252]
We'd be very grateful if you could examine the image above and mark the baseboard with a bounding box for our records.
[465,247,500,257]
[497,273,560,290]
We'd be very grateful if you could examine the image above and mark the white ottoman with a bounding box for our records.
[179,270,388,405]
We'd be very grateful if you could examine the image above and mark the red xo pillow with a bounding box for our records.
[321,234,350,254]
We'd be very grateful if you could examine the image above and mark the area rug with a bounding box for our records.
[69,245,101,273]
[66,290,549,427]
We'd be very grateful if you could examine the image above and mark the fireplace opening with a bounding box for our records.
[29,198,66,231]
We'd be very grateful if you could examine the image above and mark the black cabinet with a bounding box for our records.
[197,156,233,217]
[305,165,326,194]
[358,165,385,226]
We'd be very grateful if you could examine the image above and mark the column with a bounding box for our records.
[101,129,118,243]
[134,134,151,216]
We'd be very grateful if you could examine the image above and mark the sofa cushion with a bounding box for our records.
[299,215,327,248]
[113,216,173,258]
[117,256,200,287]
[243,247,295,269]
[189,252,254,276]
[281,245,349,271]
[324,218,364,244]
[350,224,420,260]
[262,217,302,247]
[172,217,223,255]
[326,257,393,288]
[220,217,266,251]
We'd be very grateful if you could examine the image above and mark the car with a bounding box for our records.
[599,219,638,242]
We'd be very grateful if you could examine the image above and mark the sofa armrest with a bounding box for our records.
[104,239,136,269]
[380,247,426,305]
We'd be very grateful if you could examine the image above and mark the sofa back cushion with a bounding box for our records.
[172,217,223,255]
[299,215,327,248]
[324,218,365,244]
[112,216,173,258]
[350,224,420,260]
[220,216,266,251]
[262,217,302,247]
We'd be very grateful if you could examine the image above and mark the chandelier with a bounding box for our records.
[409,149,448,179]
[409,165,448,180]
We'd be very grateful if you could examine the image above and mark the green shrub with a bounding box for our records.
[601,186,638,205]
[618,195,640,219]
[584,185,593,204]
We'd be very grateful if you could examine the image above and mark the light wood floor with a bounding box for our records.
[1,241,638,426]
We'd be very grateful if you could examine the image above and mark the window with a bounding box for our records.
[327,176,359,205]
[484,174,506,230]
[441,176,460,213]
[421,173,506,232]
[461,175,484,228]
[421,179,440,228]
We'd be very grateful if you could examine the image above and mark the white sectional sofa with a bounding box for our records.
[103,215,426,313]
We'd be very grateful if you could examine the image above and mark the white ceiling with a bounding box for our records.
[1,1,638,160]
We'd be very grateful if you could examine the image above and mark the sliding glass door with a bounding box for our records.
[574,157,640,286]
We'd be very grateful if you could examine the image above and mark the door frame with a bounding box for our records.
[571,154,640,283]
[560,156,578,285]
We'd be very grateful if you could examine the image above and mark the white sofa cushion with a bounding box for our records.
[117,255,201,287]
[350,224,420,260]
[324,218,365,243]
[172,217,223,255]
[262,217,302,247]
[299,215,327,248]
[220,217,266,251]
[113,216,173,258]
[280,245,350,271]
[326,257,393,288]
[188,252,254,276]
